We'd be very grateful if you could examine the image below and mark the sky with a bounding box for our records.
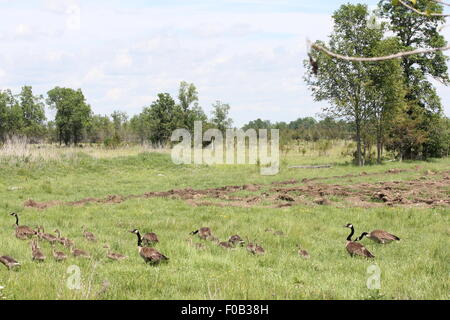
[0,0,449,127]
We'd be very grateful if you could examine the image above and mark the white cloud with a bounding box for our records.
[106,88,124,101]
[15,24,32,38]
[83,66,105,83]
[114,51,133,68]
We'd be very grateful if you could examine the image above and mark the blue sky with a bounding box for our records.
[0,0,448,126]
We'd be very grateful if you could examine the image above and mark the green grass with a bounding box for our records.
[0,147,449,300]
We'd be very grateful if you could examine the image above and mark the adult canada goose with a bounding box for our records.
[37,226,58,244]
[10,212,36,239]
[69,243,90,258]
[130,229,168,264]
[190,227,212,240]
[297,244,310,259]
[51,244,67,262]
[31,240,46,262]
[0,256,20,270]
[54,229,74,248]
[344,224,375,259]
[103,245,128,261]
[356,230,400,244]
[141,232,159,247]
[82,226,97,242]
[228,235,245,246]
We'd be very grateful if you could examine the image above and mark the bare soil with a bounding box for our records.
[24,169,450,210]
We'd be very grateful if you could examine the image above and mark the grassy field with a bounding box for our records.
[0,142,449,300]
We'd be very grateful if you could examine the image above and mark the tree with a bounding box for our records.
[378,0,449,159]
[211,101,233,133]
[46,87,92,146]
[18,86,46,141]
[145,93,181,146]
[366,38,407,163]
[305,4,385,166]
[177,81,207,132]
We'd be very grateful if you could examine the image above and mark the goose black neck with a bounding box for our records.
[136,232,142,247]
[14,214,19,226]
[347,226,355,241]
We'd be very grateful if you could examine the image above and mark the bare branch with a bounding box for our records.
[310,42,450,62]
[431,0,450,8]
[398,0,450,17]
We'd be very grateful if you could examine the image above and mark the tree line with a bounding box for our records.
[0,82,234,148]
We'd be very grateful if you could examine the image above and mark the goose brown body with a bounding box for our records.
[54,230,74,248]
[142,232,159,246]
[344,224,375,258]
[31,240,46,262]
[83,226,97,242]
[190,227,212,240]
[104,245,128,261]
[131,229,168,264]
[0,256,20,270]
[11,213,36,239]
[37,227,58,244]
[70,244,90,258]
[358,230,400,244]
[297,245,310,259]
[228,235,244,246]
[52,245,67,262]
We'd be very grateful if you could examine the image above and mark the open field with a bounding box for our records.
[0,144,449,300]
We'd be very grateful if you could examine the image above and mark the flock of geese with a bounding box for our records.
[1,212,401,270]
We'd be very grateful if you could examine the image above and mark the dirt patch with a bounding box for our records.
[24,170,450,210]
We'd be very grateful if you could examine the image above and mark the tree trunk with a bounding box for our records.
[356,120,363,166]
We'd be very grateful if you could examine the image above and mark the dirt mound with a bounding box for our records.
[23,172,450,210]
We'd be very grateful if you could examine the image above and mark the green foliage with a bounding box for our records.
[211,101,233,133]
[378,0,449,158]
[46,87,92,146]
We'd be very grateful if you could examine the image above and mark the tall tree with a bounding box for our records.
[18,86,46,140]
[177,81,207,131]
[211,101,233,133]
[366,37,407,163]
[46,87,92,146]
[145,93,181,146]
[305,4,385,166]
[378,0,449,159]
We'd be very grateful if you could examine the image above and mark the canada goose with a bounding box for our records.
[296,244,310,259]
[82,226,97,242]
[246,239,265,255]
[103,245,128,261]
[229,235,244,246]
[54,229,74,248]
[0,256,21,270]
[215,240,234,249]
[31,240,46,262]
[356,230,400,244]
[141,232,159,247]
[69,243,90,258]
[254,244,265,255]
[10,212,36,239]
[37,226,58,244]
[130,229,168,264]
[344,224,375,259]
[190,227,212,240]
[51,244,67,262]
